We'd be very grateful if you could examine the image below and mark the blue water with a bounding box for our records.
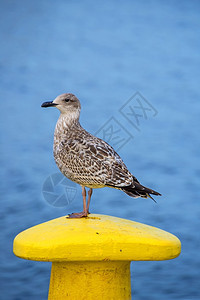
[1,0,200,299]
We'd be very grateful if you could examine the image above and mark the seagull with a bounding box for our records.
[41,93,161,218]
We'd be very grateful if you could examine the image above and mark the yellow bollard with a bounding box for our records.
[13,214,181,300]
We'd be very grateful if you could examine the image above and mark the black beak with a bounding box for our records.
[41,101,58,108]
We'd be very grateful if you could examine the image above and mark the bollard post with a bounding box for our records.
[13,214,181,300]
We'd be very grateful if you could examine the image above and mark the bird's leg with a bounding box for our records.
[68,186,88,218]
[86,188,93,214]
[82,186,87,214]
[86,188,93,213]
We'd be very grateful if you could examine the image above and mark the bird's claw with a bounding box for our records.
[67,212,88,218]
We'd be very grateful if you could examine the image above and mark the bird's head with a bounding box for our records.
[41,93,81,118]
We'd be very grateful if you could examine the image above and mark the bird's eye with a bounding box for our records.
[65,98,70,102]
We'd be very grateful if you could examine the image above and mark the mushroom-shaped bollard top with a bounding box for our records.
[13,214,181,300]
[14,214,181,262]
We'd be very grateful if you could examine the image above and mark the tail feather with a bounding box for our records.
[121,181,161,202]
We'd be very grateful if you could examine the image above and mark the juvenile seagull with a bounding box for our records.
[41,93,161,218]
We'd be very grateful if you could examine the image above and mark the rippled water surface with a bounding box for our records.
[1,1,200,299]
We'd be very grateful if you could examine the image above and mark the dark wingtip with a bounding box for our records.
[149,189,162,196]
[147,193,157,203]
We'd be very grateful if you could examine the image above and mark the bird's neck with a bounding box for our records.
[55,112,80,134]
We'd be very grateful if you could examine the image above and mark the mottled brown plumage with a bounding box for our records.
[41,93,161,218]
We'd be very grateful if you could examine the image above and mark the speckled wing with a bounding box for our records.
[54,127,133,188]
[82,133,134,188]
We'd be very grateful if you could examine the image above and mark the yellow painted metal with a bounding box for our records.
[48,261,131,300]
[13,214,181,261]
[13,214,181,300]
